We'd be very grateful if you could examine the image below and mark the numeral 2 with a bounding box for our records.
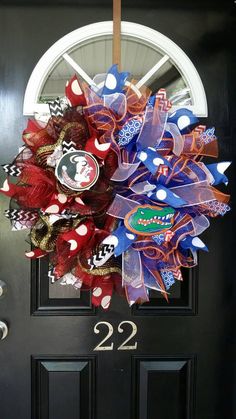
[94,321,114,351]
[117,321,138,350]
[93,321,137,351]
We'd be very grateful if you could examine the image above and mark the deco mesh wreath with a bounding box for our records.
[0,65,230,309]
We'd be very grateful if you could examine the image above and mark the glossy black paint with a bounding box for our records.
[0,0,234,10]
[0,3,235,419]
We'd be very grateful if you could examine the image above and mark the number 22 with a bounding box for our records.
[93,321,137,351]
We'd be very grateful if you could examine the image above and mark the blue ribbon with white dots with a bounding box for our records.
[101,64,130,96]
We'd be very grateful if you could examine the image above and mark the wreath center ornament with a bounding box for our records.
[55,150,100,191]
[124,205,175,235]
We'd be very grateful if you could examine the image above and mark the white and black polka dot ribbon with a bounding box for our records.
[2,164,21,177]
[5,209,38,222]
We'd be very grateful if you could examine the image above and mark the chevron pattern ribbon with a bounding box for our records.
[48,98,64,117]
[5,209,38,221]
[88,244,115,270]
[62,139,77,153]
[48,268,56,283]
[2,164,22,176]
[156,88,172,111]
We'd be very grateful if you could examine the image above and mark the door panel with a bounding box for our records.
[0,3,235,419]
[32,357,95,419]
[31,258,94,315]
[134,268,197,315]
[33,254,196,316]
[133,357,195,419]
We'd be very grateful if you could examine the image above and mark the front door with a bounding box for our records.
[0,3,235,419]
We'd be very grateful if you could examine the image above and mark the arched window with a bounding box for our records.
[23,21,207,117]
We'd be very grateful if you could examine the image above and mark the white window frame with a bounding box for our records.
[23,21,208,117]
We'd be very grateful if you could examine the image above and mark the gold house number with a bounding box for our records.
[93,321,138,351]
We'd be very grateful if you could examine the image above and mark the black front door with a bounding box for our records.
[0,2,235,419]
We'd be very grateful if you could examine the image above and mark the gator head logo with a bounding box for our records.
[124,205,175,236]
[55,150,99,191]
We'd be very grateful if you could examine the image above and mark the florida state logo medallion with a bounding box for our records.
[55,150,99,191]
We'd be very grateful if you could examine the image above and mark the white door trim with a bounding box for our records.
[23,21,208,117]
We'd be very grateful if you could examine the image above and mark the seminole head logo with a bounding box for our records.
[55,151,99,191]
